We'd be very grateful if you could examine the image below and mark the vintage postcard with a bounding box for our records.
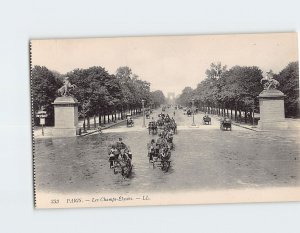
[30,32,300,208]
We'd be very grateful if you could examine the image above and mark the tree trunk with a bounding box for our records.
[87,116,90,130]
[235,104,237,121]
[83,116,86,132]
[94,115,96,129]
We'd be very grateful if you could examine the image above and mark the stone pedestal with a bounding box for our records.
[258,89,288,130]
[52,96,79,137]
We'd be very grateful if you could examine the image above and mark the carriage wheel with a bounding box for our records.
[166,161,170,172]
[161,162,165,171]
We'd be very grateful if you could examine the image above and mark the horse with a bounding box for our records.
[57,82,77,96]
[260,73,280,90]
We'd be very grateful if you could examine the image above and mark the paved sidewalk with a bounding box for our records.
[81,114,142,136]
[209,113,300,132]
[34,114,143,138]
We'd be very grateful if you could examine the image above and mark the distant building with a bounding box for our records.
[167,92,176,105]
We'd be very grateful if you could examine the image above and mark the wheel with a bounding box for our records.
[165,162,170,172]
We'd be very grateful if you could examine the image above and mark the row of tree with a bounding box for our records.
[176,61,299,122]
[32,65,166,126]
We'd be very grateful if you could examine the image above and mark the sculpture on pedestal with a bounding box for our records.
[52,77,79,137]
[257,70,288,130]
[57,77,77,96]
[260,70,280,90]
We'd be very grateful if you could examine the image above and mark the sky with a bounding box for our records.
[31,32,298,96]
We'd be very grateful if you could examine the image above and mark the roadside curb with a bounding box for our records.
[231,122,261,132]
[208,114,261,132]
[80,114,142,136]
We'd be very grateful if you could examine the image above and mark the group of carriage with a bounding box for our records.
[148,113,177,135]
[147,113,177,172]
[109,108,233,179]
[204,114,232,130]
[182,107,232,130]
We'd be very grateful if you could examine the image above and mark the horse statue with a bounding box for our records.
[57,77,77,96]
[260,70,280,90]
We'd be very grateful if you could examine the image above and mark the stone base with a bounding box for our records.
[257,120,288,131]
[52,128,78,137]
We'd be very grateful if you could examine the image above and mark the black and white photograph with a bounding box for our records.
[30,32,300,208]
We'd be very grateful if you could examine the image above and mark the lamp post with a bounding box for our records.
[142,99,145,127]
[191,98,196,126]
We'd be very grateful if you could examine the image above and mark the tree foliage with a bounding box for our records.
[31,65,162,125]
[275,61,299,117]
[150,90,166,108]
[31,66,62,125]
[177,61,299,118]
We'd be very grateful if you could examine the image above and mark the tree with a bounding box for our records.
[31,65,62,125]
[275,61,299,117]
[151,90,166,108]
[176,87,194,107]
[178,63,264,121]
[205,62,227,80]
[67,66,122,125]
[116,66,152,112]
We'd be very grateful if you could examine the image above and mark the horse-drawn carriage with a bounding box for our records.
[148,121,158,135]
[126,116,134,127]
[203,115,211,125]
[165,122,177,134]
[187,109,192,117]
[148,144,171,172]
[109,149,133,178]
[220,117,232,131]
[146,112,150,119]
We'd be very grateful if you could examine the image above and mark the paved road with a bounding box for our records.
[35,106,300,194]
